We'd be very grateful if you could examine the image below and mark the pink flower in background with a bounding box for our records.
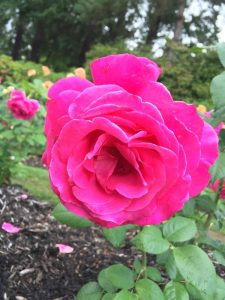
[1,222,22,233]
[7,90,40,120]
[43,54,218,227]
[56,244,74,253]
[210,180,225,199]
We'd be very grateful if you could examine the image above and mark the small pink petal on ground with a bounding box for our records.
[56,244,74,254]
[20,194,28,200]
[1,222,22,233]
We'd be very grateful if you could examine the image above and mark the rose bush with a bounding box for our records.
[7,90,40,120]
[43,54,218,227]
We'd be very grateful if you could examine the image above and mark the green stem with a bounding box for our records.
[204,179,223,229]
[142,251,147,278]
[214,179,224,205]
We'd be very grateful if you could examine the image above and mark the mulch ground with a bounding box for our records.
[0,185,225,300]
[0,185,141,300]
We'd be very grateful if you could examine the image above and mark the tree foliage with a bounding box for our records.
[0,0,224,69]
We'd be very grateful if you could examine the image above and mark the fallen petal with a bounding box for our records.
[1,222,22,233]
[56,243,74,254]
[20,194,28,200]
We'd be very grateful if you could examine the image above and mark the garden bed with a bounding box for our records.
[0,185,139,300]
[0,185,225,300]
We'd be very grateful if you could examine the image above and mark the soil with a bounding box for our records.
[0,185,225,300]
[0,185,140,300]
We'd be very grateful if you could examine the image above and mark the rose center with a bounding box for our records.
[93,146,134,191]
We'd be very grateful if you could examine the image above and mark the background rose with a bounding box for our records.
[44,54,218,227]
[209,180,225,199]
[7,90,40,120]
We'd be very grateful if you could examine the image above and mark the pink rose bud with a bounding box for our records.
[6,89,40,120]
[209,180,225,199]
[43,54,218,227]
[56,244,74,253]
[1,222,22,233]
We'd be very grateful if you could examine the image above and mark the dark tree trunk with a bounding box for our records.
[173,0,186,42]
[146,15,161,44]
[30,21,44,62]
[77,36,91,66]
[12,13,24,60]
[167,0,186,59]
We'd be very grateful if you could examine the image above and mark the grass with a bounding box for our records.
[11,163,59,205]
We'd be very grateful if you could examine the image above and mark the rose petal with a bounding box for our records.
[1,222,22,233]
[56,243,74,253]
[69,84,124,117]
[91,54,162,94]
[48,77,93,100]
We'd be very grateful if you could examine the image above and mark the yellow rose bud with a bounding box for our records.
[197,104,207,114]
[74,67,86,79]
[43,80,54,89]
[27,69,36,77]
[42,65,51,76]
[66,73,75,77]
[2,86,15,95]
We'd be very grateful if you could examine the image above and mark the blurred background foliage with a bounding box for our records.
[0,0,224,105]
[0,0,224,185]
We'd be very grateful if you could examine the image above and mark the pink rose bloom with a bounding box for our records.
[7,90,40,120]
[43,54,218,227]
[209,180,225,199]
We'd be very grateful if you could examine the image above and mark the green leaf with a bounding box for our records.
[181,198,196,217]
[173,245,216,297]
[214,276,225,300]
[195,195,216,213]
[185,283,210,300]
[210,152,225,183]
[133,259,142,274]
[98,269,117,293]
[52,203,93,228]
[219,129,225,152]
[197,234,225,255]
[134,226,170,254]
[146,267,162,282]
[156,250,171,265]
[135,279,164,300]
[102,225,132,248]
[210,72,225,109]
[76,282,102,300]
[208,107,225,127]
[113,290,137,300]
[163,217,197,242]
[102,264,135,290]
[217,42,225,67]
[102,293,116,300]
[164,281,189,300]
[213,250,225,266]
[165,253,180,280]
